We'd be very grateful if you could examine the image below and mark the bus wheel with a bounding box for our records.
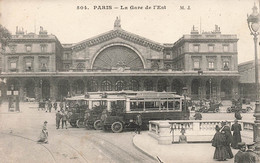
[94,120,102,130]
[70,122,77,128]
[111,122,123,133]
[76,119,85,128]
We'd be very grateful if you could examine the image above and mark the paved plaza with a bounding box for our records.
[0,102,257,163]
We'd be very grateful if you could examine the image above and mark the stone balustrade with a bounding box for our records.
[149,120,254,145]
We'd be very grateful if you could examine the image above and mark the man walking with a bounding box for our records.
[135,114,142,134]
[231,119,242,149]
[56,111,62,129]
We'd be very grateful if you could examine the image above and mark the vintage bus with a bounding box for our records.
[65,91,190,131]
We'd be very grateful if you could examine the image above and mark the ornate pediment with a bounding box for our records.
[71,29,164,52]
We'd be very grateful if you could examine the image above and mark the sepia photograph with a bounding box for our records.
[0,0,259,162]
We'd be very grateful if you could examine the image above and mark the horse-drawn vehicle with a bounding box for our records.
[226,98,252,113]
[197,100,222,113]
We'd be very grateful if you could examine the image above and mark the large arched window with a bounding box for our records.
[87,80,98,92]
[129,79,139,91]
[115,80,125,91]
[101,80,112,91]
[144,79,153,91]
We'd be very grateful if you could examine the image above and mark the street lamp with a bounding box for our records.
[247,3,260,154]
[182,87,188,120]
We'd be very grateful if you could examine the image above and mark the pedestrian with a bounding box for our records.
[56,110,62,129]
[220,121,233,159]
[193,110,202,120]
[48,100,52,112]
[179,124,187,143]
[135,114,142,134]
[59,101,64,111]
[244,142,259,163]
[212,125,229,161]
[231,119,242,149]
[234,142,246,163]
[53,101,57,111]
[61,110,68,129]
[235,110,242,120]
[37,121,48,144]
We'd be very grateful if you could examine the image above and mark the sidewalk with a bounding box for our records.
[133,131,238,163]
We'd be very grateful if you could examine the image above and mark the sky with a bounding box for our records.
[0,0,258,64]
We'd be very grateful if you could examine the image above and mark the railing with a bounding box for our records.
[149,120,254,145]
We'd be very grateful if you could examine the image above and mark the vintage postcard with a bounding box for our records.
[0,0,259,163]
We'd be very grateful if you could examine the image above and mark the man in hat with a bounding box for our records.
[234,142,246,163]
[231,119,242,149]
[193,110,202,120]
[244,142,259,163]
[56,110,62,129]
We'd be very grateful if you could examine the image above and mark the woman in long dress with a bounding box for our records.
[212,125,229,161]
[38,121,48,143]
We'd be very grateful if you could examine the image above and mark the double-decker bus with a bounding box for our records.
[65,91,190,132]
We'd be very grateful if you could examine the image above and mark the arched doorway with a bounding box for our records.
[24,79,35,98]
[7,79,20,91]
[221,79,233,100]
[157,78,169,92]
[87,80,98,92]
[101,80,112,91]
[171,79,184,95]
[72,79,85,95]
[144,79,153,91]
[42,79,50,100]
[191,79,200,99]
[115,80,126,91]
[128,79,139,91]
[57,80,70,101]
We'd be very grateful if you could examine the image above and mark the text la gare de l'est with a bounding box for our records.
[92,5,166,10]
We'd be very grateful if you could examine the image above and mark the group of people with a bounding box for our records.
[234,142,259,163]
[211,120,257,162]
[56,110,69,129]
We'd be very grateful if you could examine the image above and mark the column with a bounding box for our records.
[202,55,207,71]
[18,56,23,72]
[216,55,221,71]
[34,56,39,72]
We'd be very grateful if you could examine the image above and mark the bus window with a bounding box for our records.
[137,102,144,111]
[145,101,159,111]
[130,101,138,111]
[160,98,168,110]
[175,101,180,110]
[168,101,174,110]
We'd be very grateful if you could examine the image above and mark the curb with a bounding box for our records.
[132,134,158,162]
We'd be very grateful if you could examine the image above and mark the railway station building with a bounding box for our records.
[0,19,239,102]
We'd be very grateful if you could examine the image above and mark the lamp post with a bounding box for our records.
[247,3,260,154]
[7,84,19,112]
[182,87,188,120]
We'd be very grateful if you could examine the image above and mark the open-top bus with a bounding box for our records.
[65,91,190,132]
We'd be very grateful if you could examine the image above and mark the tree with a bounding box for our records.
[0,24,12,49]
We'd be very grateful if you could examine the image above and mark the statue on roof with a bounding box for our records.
[114,16,121,29]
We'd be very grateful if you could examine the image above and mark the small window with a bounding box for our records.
[208,45,214,52]
[208,61,214,69]
[9,45,16,53]
[26,45,32,52]
[10,62,17,69]
[41,45,47,53]
[166,53,171,59]
[193,61,200,69]
[223,45,229,52]
[223,61,229,70]
[26,62,32,71]
[41,63,47,71]
[193,45,199,52]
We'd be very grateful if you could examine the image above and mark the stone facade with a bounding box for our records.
[238,59,260,100]
[0,21,239,102]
